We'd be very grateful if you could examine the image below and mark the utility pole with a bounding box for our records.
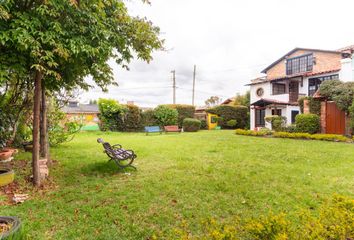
[171,70,176,104]
[192,65,196,106]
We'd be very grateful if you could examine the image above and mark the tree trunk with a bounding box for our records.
[32,71,42,187]
[40,84,50,165]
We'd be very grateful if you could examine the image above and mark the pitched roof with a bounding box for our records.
[261,47,341,74]
[267,68,341,81]
[337,44,354,52]
[62,104,99,114]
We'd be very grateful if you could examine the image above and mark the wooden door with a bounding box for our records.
[289,81,299,102]
[326,102,345,134]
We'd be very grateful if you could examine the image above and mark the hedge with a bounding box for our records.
[235,129,351,142]
[295,114,320,134]
[141,109,157,127]
[207,105,248,129]
[154,105,178,127]
[163,104,195,128]
[117,104,142,131]
[183,118,201,132]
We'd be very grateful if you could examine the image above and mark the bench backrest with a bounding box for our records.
[144,126,161,132]
[164,125,179,131]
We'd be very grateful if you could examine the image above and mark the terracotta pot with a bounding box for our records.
[0,169,15,187]
[0,151,12,161]
[2,147,18,155]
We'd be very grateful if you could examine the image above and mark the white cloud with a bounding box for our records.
[80,0,354,107]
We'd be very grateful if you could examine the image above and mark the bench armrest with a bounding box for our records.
[112,144,122,149]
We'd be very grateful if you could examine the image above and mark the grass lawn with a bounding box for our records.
[1,130,354,239]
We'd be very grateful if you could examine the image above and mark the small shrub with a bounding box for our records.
[200,119,207,130]
[283,124,297,133]
[154,105,178,127]
[141,109,157,126]
[264,115,286,132]
[295,114,320,134]
[226,119,237,128]
[182,118,201,132]
[235,129,271,136]
[163,104,195,128]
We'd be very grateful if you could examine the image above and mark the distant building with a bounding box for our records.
[62,101,100,129]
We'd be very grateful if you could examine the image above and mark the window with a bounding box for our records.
[286,54,313,75]
[308,74,339,96]
[272,83,286,95]
[291,110,299,124]
[255,109,265,127]
[256,88,264,97]
[272,109,282,116]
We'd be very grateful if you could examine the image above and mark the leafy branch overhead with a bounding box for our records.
[0,0,164,91]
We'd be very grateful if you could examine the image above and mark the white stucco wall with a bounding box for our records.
[339,58,353,82]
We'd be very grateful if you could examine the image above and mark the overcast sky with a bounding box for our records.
[80,0,354,107]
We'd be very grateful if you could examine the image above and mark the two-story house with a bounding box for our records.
[249,46,354,130]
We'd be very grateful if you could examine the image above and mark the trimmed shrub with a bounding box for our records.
[98,99,127,131]
[273,132,350,142]
[154,105,178,127]
[226,120,237,128]
[200,119,207,130]
[117,104,142,132]
[295,114,320,134]
[207,105,248,129]
[264,115,286,131]
[235,128,271,136]
[141,109,157,127]
[182,118,201,132]
[163,104,195,128]
[283,124,297,133]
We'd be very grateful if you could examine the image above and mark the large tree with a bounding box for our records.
[0,0,163,186]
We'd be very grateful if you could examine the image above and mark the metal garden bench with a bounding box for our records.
[144,126,162,135]
[97,138,137,170]
[164,125,182,133]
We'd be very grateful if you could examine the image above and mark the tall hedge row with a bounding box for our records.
[162,104,195,127]
[206,105,248,129]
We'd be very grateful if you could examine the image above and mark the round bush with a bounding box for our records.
[182,118,201,132]
[295,114,320,134]
[226,119,237,128]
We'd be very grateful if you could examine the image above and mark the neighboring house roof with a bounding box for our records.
[63,104,99,114]
[337,44,354,53]
[261,47,341,74]
[221,97,235,105]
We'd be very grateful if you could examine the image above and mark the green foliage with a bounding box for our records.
[0,111,11,148]
[264,115,286,132]
[226,120,237,128]
[154,105,178,127]
[182,118,201,132]
[282,124,297,133]
[207,105,248,129]
[235,128,271,136]
[236,129,350,142]
[205,96,222,107]
[163,104,195,128]
[171,195,354,240]
[48,106,82,146]
[319,80,354,112]
[118,104,142,132]
[141,109,157,127]
[98,99,127,131]
[295,114,320,134]
[273,132,350,142]
[298,97,321,115]
[319,80,342,99]
[350,100,354,132]
[200,119,207,130]
[332,82,354,112]
[233,91,250,107]
[0,0,163,92]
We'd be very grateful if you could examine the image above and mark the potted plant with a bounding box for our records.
[0,216,21,239]
[0,169,15,187]
[0,150,12,161]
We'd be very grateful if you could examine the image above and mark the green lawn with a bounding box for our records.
[1,130,354,239]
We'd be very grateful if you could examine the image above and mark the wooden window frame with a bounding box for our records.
[272,83,286,95]
[286,54,313,75]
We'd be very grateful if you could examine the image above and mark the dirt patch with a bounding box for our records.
[0,159,59,206]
